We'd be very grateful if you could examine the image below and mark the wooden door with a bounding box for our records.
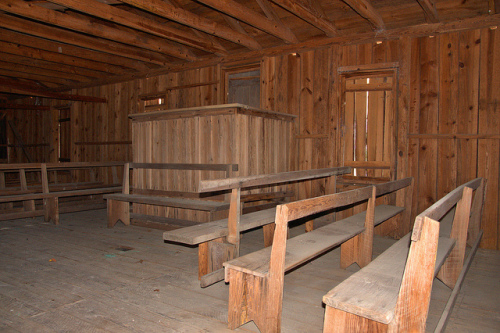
[339,67,398,183]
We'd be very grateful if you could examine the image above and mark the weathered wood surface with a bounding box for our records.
[224,178,412,332]
[199,166,351,192]
[322,179,482,332]
[163,208,277,245]
[225,205,403,277]
[0,210,497,332]
[323,234,455,324]
[105,193,229,212]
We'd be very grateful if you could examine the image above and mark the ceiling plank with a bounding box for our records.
[0,47,112,79]
[342,0,385,29]
[46,0,227,56]
[416,0,440,23]
[0,13,170,65]
[0,54,101,82]
[119,0,262,50]
[269,0,337,36]
[0,0,197,61]
[196,0,298,43]
[0,78,107,102]
[0,34,134,75]
[0,28,153,73]
[0,68,76,86]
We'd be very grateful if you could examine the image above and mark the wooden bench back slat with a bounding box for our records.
[282,186,374,224]
[129,162,238,172]
[323,179,481,332]
[412,178,481,242]
[375,177,413,197]
[0,162,125,171]
[198,166,351,192]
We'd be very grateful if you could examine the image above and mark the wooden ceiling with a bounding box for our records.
[0,0,497,101]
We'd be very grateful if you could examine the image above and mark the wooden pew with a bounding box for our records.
[322,178,484,333]
[105,162,239,229]
[0,162,124,224]
[223,177,413,332]
[163,167,351,287]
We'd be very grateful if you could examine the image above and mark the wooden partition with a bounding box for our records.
[129,104,296,223]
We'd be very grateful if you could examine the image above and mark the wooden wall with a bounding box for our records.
[10,28,499,249]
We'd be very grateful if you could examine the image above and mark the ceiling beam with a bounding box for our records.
[0,48,111,79]
[0,0,197,61]
[196,0,298,43]
[255,0,298,42]
[269,0,337,36]
[0,29,153,73]
[45,0,227,56]
[0,68,75,86]
[119,0,262,50]
[0,78,107,102]
[0,56,98,82]
[163,0,228,55]
[342,0,385,29]
[0,36,132,76]
[416,0,440,23]
[0,13,170,66]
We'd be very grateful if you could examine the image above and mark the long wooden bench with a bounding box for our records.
[163,167,351,287]
[322,178,485,333]
[105,162,239,229]
[0,162,124,224]
[223,177,413,332]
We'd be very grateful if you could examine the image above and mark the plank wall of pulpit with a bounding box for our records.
[128,104,296,224]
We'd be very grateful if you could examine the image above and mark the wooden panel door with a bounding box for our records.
[339,67,398,183]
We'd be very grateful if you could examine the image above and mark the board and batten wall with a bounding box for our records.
[10,27,499,249]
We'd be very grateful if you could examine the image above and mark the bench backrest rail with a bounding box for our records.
[322,178,483,333]
[198,166,351,192]
[224,177,412,332]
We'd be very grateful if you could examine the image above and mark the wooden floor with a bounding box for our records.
[0,209,499,332]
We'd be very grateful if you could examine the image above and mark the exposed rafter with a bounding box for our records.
[196,0,299,43]
[0,49,109,80]
[255,0,298,41]
[119,0,262,50]
[0,77,107,102]
[269,0,337,36]
[0,55,100,82]
[0,13,169,65]
[416,0,440,23]
[0,0,197,61]
[45,0,227,56]
[0,28,151,72]
[163,0,228,55]
[342,0,385,29]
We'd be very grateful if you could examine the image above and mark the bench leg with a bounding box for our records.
[227,269,274,332]
[199,237,237,284]
[107,199,129,228]
[323,306,387,333]
[44,197,59,225]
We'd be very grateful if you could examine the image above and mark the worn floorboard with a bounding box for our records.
[0,209,498,332]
